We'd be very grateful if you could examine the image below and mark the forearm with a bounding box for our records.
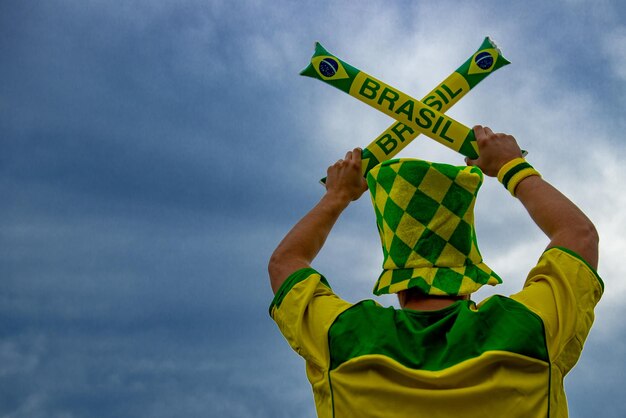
[467,125,599,269]
[268,148,367,294]
[268,193,350,293]
[515,175,599,268]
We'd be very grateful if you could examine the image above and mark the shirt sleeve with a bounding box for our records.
[510,247,604,374]
[269,267,353,372]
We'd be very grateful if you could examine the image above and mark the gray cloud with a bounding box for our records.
[1,0,624,416]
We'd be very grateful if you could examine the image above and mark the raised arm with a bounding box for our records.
[268,148,369,294]
[467,125,599,269]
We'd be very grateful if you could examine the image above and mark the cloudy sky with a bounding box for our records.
[1,0,625,417]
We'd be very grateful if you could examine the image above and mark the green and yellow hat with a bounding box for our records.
[367,158,502,296]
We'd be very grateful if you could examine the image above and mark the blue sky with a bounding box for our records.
[1,0,625,417]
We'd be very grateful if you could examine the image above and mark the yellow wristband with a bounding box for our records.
[497,157,541,196]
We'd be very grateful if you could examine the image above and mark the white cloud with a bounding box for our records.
[5,0,626,416]
[0,336,45,378]
[585,149,626,300]
[602,26,626,82]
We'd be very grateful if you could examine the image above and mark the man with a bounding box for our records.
[268,125,603,417]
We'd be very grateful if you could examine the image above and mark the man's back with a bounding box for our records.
[270,247,603,418]
[327,297,549,417]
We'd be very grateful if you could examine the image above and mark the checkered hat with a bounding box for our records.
[367,158,502,296]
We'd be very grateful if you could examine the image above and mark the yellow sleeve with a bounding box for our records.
[511,247,604,374]
[269,268,353,374]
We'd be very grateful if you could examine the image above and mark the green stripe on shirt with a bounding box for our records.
[269,268,331,315]
[328,296,548,371]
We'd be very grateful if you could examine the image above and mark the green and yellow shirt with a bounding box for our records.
[270,247,603,418]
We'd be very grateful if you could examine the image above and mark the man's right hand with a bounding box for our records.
[325,148,368,205]
[466,125,524,177]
